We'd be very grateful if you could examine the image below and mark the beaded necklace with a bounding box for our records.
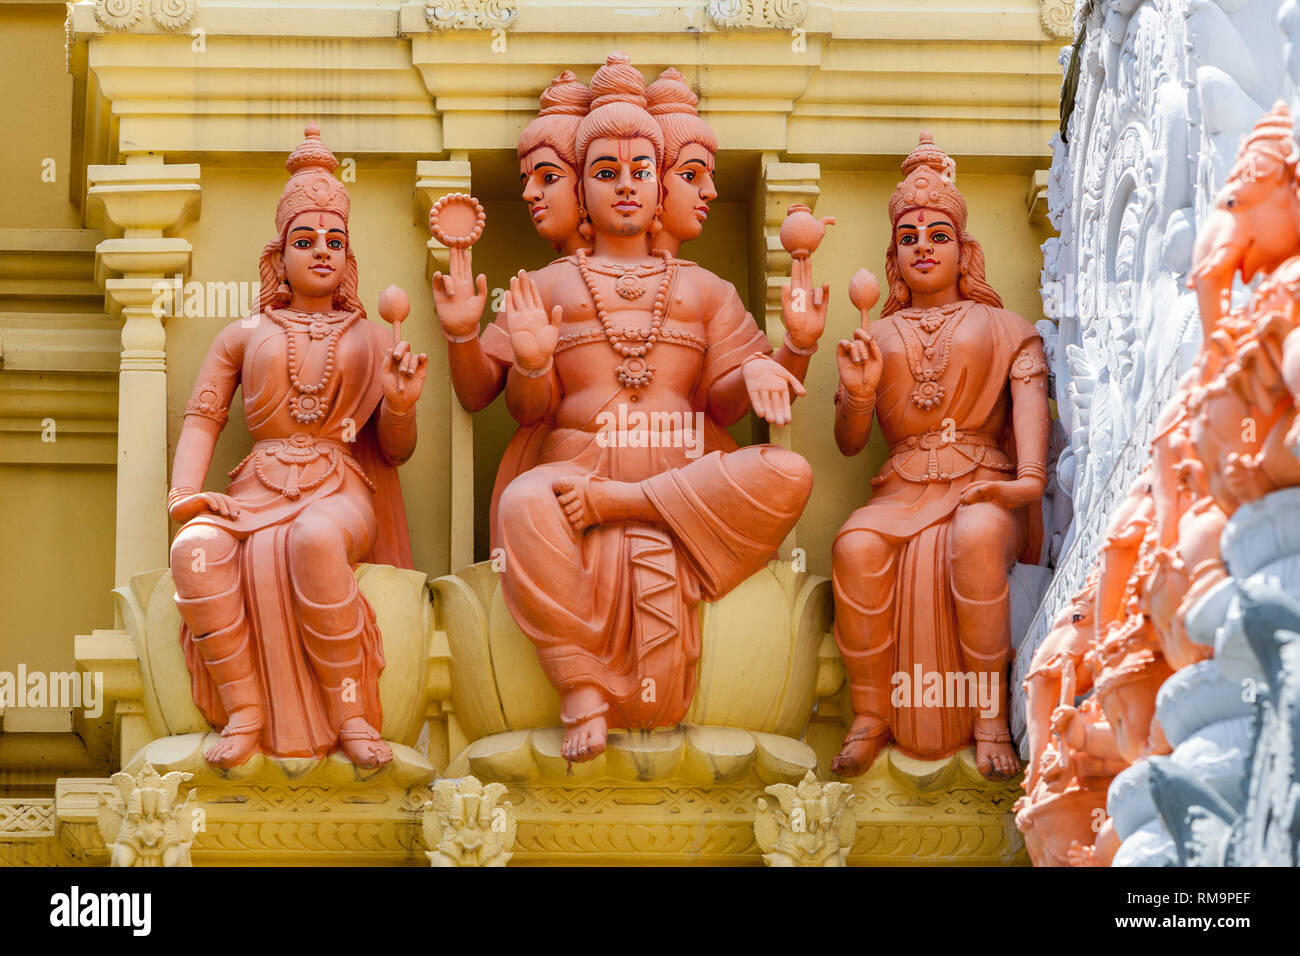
[575,249,677,392]
[894,300,967,410]
[268,307,361,424]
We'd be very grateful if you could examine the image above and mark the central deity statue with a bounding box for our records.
[433,53,822,763]
[831,134,1050,780]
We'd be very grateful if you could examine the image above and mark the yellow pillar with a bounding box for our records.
[86,157,200,589]
[415,155,475,572]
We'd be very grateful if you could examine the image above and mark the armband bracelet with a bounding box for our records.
[783,333,818,357]
[1017,461,1048,483]
[383,401,418,424]
[514,357,554,379]
[167,486,198,512]
[836,386,875,416]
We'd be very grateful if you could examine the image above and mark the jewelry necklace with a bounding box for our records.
[575,249,677,391]
[895,301,966,410]
[268,308,361,424]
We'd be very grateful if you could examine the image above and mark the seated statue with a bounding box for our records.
[830,133,1050,780]
[167,125,427,770]
[468,53,822,763]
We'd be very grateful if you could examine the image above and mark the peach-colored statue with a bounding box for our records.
[168,124,427,770]
[435,71,593,420]
[830,133,1050,781]
[489,52,820,763]
[646,67,718,258]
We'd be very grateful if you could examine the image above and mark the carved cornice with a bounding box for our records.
[706,0,808,31]
[425,0,517,31]
[93,0,197,32]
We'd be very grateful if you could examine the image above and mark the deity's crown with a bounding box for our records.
[1229,100,1299,182]
[539,70,592,117]
[888,131,967,233]
[275,123,351,235]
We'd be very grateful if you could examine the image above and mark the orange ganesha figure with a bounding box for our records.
[487,53,821,763]
[830,133,1051,781]
[167,125,428,770]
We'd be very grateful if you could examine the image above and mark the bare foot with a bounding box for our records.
[830,717,889,777]
[338,716,393,769]
[975,729,1020,781]
[561,712,608,764]
[553,477,600,533]
[205,706,263,769]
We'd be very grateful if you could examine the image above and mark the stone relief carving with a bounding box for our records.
[425,0,518,31]
[706,0,809,31]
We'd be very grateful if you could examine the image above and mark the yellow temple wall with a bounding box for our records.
[0,0,1070,791]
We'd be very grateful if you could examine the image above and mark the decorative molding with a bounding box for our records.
[425,0,518,31]
[150,0,197,32]
[754,770,857,866]
[94,0,195,32]
[706,0,809,31]
[422,776,518,866]
[97,763,198,867]
[94,0,145,33]
[1040,0,1075,40]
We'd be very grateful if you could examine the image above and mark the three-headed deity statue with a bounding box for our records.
[434,52,825,763]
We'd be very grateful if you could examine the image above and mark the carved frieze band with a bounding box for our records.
[94,0,197,32]
[425,0,518,30]
[706,0,809,31]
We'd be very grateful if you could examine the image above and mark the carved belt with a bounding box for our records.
[873,427,1013,486]
[230,435,375,499]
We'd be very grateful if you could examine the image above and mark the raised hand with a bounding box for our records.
[431,245,488,340]
[505,269,562,371]
[742,355,807,426]
[836,327,883,398]
[781,257,829,350]
[382,339,428,412]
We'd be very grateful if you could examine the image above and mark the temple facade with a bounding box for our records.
[8,0,1290,868]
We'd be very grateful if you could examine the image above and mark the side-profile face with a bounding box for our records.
[283,211,347,300]
[520,146,580,247]
[1201,156,1300,282]
[661,142,717,243]
[583,135,658,238]
[894,206,961,299]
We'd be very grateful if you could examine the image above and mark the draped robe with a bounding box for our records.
[489,259,812,730]
[174,313,412,758]
[835,301,1040,758]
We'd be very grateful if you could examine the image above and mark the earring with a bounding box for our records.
[649,204,664,237]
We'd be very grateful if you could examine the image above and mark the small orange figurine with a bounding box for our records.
[830,132,1050,781]
[168,125,427,769]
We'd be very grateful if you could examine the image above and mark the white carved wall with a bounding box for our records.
[1015,0,1289,739]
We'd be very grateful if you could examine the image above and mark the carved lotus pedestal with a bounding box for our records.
[63,563,440,866]
[843,747,1028,865]
[433,559,835,865]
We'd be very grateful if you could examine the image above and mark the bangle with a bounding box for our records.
[836,386,875,416]
[1017,461,1048,483]
[442,328,479,344]
[168,486,198,511]
[384,401,418,424]
[783,333,818,356]
[741,351,771,369]
[514,357,553,378]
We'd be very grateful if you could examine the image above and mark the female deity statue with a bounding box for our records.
[831,133,1050,780]
[491,52,823,763]
[168,125,428,770]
